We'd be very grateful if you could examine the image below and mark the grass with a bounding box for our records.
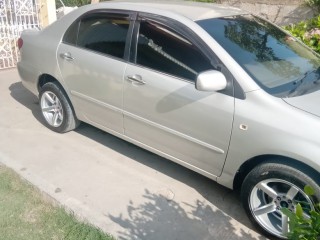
[0,165,114,240]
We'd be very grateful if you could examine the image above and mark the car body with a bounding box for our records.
[17,1,320,238]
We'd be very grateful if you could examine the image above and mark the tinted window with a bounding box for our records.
[136,20,212,81]
[77,13,130,59]
[197,15,320,97]
[63,21,79,45]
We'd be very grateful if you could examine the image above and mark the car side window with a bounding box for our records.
[77,13,130,59]
[136,20,213,81]
[63,21,79,45]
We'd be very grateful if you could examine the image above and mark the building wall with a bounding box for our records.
[217,0,316,25]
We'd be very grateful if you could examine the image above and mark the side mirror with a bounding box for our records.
[195,70,227,92]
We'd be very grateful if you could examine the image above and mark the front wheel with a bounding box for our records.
[39,82,79,133]
[241,163,320,239]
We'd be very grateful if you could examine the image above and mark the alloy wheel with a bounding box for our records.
[249,178,314,238]
[40,91,64,127]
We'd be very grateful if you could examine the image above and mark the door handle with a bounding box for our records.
[60,52,74,61]
[126,75,145,85]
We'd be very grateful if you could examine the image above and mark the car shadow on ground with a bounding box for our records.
[109,189,265,240]
[9,82,45,126]
[75,123,267,240]
[9,82,266,240]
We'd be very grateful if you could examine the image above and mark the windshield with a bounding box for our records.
[197,15,320,97]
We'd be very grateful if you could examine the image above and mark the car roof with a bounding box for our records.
[98,1,246,21]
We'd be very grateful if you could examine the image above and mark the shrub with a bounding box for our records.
[282,186,320,240]
[56,0,91,8]
[284,15,320,53]
[305,0,320,10]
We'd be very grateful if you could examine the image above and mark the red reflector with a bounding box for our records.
[17,38,23,50]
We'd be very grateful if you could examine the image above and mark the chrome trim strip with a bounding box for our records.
[123,111,225,154]
[70,90,122,113]
[71,90,224,154]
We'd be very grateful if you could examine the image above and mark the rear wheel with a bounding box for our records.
[39,82,79,133]
[241,163,320,239]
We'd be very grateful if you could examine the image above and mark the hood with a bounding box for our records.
[283,90,320,117]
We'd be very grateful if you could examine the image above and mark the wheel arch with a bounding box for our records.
[233,154,320,190]
[38,74,60,92]
[37,73,78,120]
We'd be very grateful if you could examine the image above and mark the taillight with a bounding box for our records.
[17,38,23,50]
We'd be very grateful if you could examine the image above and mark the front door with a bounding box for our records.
[123,17,235,177]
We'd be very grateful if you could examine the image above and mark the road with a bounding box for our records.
[0,68,266,240]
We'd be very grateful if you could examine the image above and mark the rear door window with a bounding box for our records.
[76,13,130,59]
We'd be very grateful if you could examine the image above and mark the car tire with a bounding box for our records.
[39,82,79,133]
[241,162,320,239]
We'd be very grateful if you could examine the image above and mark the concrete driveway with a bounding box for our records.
[0,68,266,240]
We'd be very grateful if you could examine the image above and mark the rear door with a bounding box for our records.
[57,11,135,134]
[123,16,235,177]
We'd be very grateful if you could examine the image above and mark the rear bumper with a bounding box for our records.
[17,61,39,96]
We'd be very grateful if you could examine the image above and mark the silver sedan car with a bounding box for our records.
[17,1,320,239]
